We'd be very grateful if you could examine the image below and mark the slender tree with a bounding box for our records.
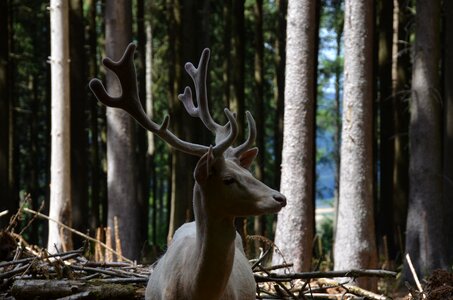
[381,0,412,264]
[86,0,101,230]
[405,0,446,277]
[231,0,245,139]
[69,0,88,246]
[253,0,266,238]
[333,0,377,290]
[145,12,157,246]
[273,0,317,272]
[273,0,286,190]
[0,0,10,227]
[104,0,143,260]
[329,0,344,235]
[166,0,192,242]
[136,0,149,250]
[377,0,395,264]
[390,0,410,264]
[443,0,453,266]
[48,0,72,253]
[223,0,232,109]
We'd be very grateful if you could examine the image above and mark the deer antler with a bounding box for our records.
[178,49,225,137]
[178,48,257,158]
[89,43,238,157]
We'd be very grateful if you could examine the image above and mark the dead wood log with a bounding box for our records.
[11,279,138,300]
[255,269,397,282]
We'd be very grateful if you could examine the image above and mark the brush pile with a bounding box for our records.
[0,234,396,300]
[0,230,149,299]
[0,206,423,300]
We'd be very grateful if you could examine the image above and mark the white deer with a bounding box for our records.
[89,44,287,300]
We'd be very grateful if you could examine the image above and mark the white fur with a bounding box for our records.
[145,155,286,300]
[145,222,255,300]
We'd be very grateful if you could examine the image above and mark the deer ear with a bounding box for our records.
[194,148,215,183]
[239,147,258,170]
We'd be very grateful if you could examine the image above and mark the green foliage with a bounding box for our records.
[314,215,334,270]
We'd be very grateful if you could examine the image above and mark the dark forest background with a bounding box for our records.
[1,0,452,284]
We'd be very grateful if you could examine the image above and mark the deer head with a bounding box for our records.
[89,43,286,217]
[193,146,286,218]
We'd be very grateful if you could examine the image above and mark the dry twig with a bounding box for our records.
[22,208,132,264]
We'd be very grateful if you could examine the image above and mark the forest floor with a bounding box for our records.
[1,206,453,299]
[1,228,453,299]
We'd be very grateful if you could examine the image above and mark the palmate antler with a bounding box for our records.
[89,43,256,158]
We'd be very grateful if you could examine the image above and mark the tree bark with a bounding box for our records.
[273,0,317,272]
[405,0,446,278]
[165,0,193,242]
[223,0,232,109]
[333,0,377,290]
[48,0,72,253]
[332,1,344,238]
[253,0,266,240]
[105,0,142,261]
[135,0,149,252]
[0,0,10,228]
[377,0,395,265]
[87,0,101,230]
[69,0,88,248]
[443,0,453,266]
[11,280,138,300]
[273,0,286,191]
[390,0,410,266]
[145,16,158,246]
[231,0,245,141]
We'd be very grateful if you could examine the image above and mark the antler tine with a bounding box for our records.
[178,48,226,136]
[213,109,238,157]
[231,111,257,157]
[89,43,208,157]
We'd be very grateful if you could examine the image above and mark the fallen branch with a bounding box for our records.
[11,279,138,300]
[406,253,425,298]
[255,269,397,282]
[0,248,83,269]
[318,278,392,300]
[0,265,30,280]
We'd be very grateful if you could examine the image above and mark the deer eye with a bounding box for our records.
[222,177,236,185]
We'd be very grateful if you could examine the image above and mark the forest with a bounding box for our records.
[1,0,453,299]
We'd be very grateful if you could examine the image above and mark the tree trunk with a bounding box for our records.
[223,0,232,109]
[135,0,149,252]
[253,0,266,240]
[231,0,245,140]
[166,0,211,242]
[333,0,377,290]
[105,0,142,261]
[87,0,101,230]
[405,0,446,278]
[391,0,410,266]
[165,0,192,242]
[443,0,453,266]
[69,0,88,248]
[230,0,248,240]
[273,0,286,191]
[273,0,317,272]
[377,0,395,265]
[48,0,72,253]
[0,0,10,228]
[332,2,344,238]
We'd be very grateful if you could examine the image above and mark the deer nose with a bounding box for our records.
[273,194,287,207]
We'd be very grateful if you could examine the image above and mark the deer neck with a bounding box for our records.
[191,184,237,299]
